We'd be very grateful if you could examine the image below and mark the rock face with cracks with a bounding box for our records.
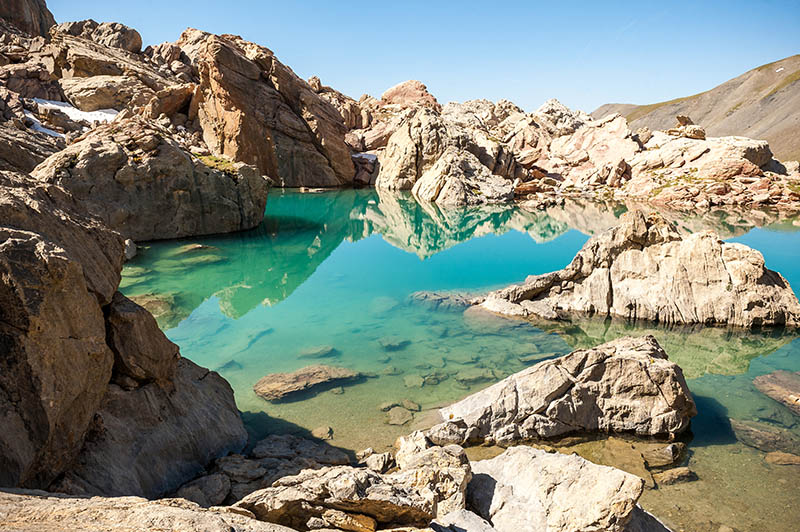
[480,210,800,328]
[467,446,645,532]
[437,335,697,444]
[31,117,269,241]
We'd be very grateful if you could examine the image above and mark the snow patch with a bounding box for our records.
[353,152,378,162]
[776,67,785,73]
[23,110,64,138]
[33,98,118,124]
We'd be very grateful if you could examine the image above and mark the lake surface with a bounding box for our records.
[121,189,800,532]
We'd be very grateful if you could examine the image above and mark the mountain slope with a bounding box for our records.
[593,55,800,161]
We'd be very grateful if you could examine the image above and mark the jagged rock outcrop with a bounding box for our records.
[0,121,63,172]
[480,210,800,327]
[467,447,647,532]
[53,20,143,53]
[0,171,248,494]
[308,75,371,130]
[381,80,441,111]
[176,29,354,187]
[0,0,54,37]
[411,146,514,206]
[0,489,296,532]
[0,172,123,488]
[434,336,696,444]
[31,117,269,241]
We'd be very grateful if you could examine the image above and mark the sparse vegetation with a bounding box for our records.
[198,154,238,175]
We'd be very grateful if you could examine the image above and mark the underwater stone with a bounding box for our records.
[253,365,360,401]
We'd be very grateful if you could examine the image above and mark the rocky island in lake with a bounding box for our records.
[1,1,800,531]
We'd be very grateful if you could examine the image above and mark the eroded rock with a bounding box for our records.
[253,365,360,401]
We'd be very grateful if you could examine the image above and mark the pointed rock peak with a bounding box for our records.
[380,80,441,111]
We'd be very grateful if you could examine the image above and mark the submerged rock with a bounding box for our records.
[437,336,696,444]
[753,370,800,416]
[253,365,360,401]
[653,466,697,486]
[730,418,800,454]
[480,210,800,328]
[467,446,644,532]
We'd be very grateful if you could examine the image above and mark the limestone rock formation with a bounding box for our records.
[381,80,441,111]
[59,75,155,111]
[467,446,645,532]
[308,75,371,130]
[0,489,296,532]
[53,20,143,53]
[236,466,435,529]
[0,0,54,37]
[480,210,800,328]
[412,147,514,206]
[253,365,360,401]
[176,29,354,187]
[0,121,63,172]
[1,171,248,495]
[436,336,696,444]
[31,117,269,241]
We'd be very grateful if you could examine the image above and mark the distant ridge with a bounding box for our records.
[592,55,800,161]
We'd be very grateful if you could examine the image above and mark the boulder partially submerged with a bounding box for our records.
[435,336,696,444]
[480,210,800,328]
[253,365,360,401]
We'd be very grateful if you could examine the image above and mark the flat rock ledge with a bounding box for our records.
[432,335,696,445]
[253,365,360,401]
[479,210,800,328]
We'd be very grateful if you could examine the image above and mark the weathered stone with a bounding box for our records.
[0,489,295,532]
[253,365,360,401]
[177,29,354,187]
[0,0,54,37]
[412,147,514,206]
[54,20,143,53]
[765,451,800,465]
[641,442,686,469]
[0,121,63,173]
[363,452,395,474]
[653,466,697,486]
[730,418,800,454]
[31,117,269,241]
[467,446,644,532]
[753,370,800,415]
[380,80,441,111]
[235,466,434,529]
[481,210,800,328]
[59,75,155,111]
[177,473,232,507]
[51,359,247,498]
[251,434,349,466]
[439,336,696,443]
[431,509,497,532]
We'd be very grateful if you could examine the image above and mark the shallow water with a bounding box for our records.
[122,189,800,532]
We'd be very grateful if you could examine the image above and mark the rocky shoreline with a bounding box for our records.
[2,1,800,531]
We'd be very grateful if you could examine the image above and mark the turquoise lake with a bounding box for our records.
[121,189,800,532]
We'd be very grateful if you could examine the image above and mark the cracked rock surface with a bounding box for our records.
[437,335,697,443]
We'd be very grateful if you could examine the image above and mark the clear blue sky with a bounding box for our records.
[48,1,800,112]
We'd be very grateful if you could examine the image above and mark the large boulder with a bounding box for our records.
[31,117,270,241]
[411,147,514,206]
[436,336,696,444]
[59,75,155,111]
[0,121,63,172]
[467,446,645,532]
[53,20,143,53]
[236,466,435,529]
[0,489,296,532]
[51,358,248,498]
[176,29,354,187]
[380,79,441,111]
[0,173,123,488]
[480,210,800,328]
[0,0,54,37]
